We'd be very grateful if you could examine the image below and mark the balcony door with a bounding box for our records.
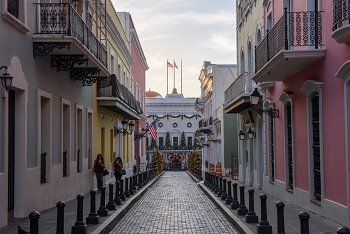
[8,90,15,216]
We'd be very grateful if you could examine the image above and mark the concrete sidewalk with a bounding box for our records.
[194,173,345,234]
[0,173,163,234]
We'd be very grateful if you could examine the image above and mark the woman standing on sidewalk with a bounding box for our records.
[112,157,123,181]
[93,154,105,193]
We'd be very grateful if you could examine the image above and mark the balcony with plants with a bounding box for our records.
[332,0,350,43]
[97,74,141,120]
[253,8,325,83]
[224,72,254,113]
[32,3,108,86]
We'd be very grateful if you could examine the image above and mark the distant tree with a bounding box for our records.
[180,132,186,148]
[165,132,171,148]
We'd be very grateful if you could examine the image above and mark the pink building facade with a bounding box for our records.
[249,0,350,226]
[117,12,149,171]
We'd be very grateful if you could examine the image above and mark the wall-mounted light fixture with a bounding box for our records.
[239,130,247,140]
[207,131,221,143]
[250,88,279,118]
[247,128,255,139]
[0,66,13,91]
[115,118,134,136]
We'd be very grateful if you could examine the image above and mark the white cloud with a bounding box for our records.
[111,0,237,97]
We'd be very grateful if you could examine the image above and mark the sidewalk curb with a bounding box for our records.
[187,171,254,234]
[91,172,164,234]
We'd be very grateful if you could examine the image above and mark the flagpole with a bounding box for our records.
[181,59,182,94]
[173,59,175,91]
[167,60,168,94]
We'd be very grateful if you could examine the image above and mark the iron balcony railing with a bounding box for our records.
[199,117,213,128]
[255,8,323,73]
[333,0,350,31]
[35,3,107,68]
[224,72,253,105]
[97,74,142,115]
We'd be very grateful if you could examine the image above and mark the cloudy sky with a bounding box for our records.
[111,0,237,98]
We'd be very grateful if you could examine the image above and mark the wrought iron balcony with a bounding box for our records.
[253,9,325,83]
[97,74,142,120]
[32,3,108,85]
[224,72,254,113]
[332,0,350,43]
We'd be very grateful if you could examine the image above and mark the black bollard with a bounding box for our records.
[257,194,272,234]
[212,175,217,192]
[114,180,122,205]
[133,174,137,191]
[237,185,248,215]
[214,176,220,194]
[337,227,350,234]
[218,177,223,197]
[246,189,258,223]
[106,183,116,210]
[71,194,87,234]
[221,178,227,200]
[138,172,142,189]
[56,201,65,234]
[226,180,233,204]
[29,211,40,234]
[276,201,285,234]
[119,179,126,201]
[231,182,239,209]
[299,211,310,234]
[97,186,108,216]
[129,176,134,195]
[86,190,99,224]
[124,177,130,197]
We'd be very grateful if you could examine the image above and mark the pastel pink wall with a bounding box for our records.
[264,0,349,206]
[130,16,147,157]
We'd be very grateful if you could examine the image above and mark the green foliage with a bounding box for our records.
[180,132,186,148]
[165,132,171,148]
[151,150,159,175]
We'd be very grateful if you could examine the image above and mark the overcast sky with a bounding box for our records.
[111,0,236,98]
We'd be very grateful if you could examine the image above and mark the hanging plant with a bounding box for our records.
[187,122,192,128]
[173,122,178,128]
[158,122,163,128]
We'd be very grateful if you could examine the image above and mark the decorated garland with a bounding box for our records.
[147,114,201,120]
[167,152,185,162]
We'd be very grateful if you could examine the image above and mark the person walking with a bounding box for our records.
[112,157,123,181]
[93,154,105,193]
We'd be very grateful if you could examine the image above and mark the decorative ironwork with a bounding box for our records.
[8,0,19,18]
[255,9,323,73]
[35,3,107,67]
[70,67,100,81]
[224,72,253,104]
[253,107,279,118]
[333,0,350,31]
[51,55,88,71]
[63,151,67,177]
[83,76,107,86]
[33,42,71,57]
[41,152,47,184]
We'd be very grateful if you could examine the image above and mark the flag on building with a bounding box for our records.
[174,61,178,69]
[167,61,173,68]
[148,120,157,140]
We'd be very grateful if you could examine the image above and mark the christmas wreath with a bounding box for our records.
[187,122,192,128]
[173,122,178,128]
[158,122,163,128]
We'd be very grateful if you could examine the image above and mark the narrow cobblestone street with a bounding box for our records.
[109,171,238,234]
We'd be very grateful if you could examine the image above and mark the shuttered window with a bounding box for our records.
[286,102,293,189]
[311,94,321,201]
[269,112,275,181]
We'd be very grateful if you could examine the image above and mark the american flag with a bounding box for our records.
[148,120,157,140]
[174,61,178,69]
[167,61,173,69]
